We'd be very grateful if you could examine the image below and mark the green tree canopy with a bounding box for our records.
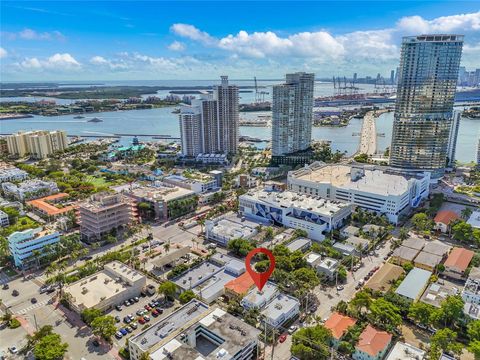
[429,328,463,360]
[91,315,117,342]
[368,298,402,331]
[431,295,464,328]
[291,325,332,360]
[179,290,196,304]
[33,333,68,360]
[158,281,177,301]
[227,238,255,257]
[408,302,435,326]
[81,308,103,325]
[411,212,434,232]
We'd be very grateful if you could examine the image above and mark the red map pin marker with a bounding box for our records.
[245,248,276,291]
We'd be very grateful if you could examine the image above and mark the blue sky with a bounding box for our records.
[1,1,479,81]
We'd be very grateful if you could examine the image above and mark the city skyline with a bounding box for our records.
[1,1,479,81]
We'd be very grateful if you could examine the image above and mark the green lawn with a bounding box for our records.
[85,176,111,187]
[0,216,39,237]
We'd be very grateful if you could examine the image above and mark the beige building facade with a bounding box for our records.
[7,130,68,159]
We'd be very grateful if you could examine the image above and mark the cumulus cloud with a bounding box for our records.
[0,47,7,58]
[168,41,186,51]
[18,53,81,71]
[3,28,66,41]
[90,55,128,70]
[171,11,480,63]
[397,11,480,33]
[170,23,215,45]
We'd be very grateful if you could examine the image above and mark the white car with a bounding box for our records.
[9,347,18,354]
[288,325,298,334]
[336,285,344,291]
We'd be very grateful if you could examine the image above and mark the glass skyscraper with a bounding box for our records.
[271,72,314,165]
[390,35,463,179]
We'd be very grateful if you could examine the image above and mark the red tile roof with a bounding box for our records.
[224,272,255,296]
[27,193,76,216]
[444,247,474,272]
[434,210,460,225]
[356,325,392,357]
[324,312,357,339]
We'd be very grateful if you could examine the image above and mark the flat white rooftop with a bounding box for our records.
[468,211,480,229]
[261,293,299,322]
[290,163,421,196]
[242,282,278,308]
[243,189,349,215]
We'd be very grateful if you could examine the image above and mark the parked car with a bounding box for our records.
[155,307,164,314]
[136,309,145,316]
[152,309,159,317]
[336,285,344,291]
[144,305,152,311]
[120,328,128,336]
[2,284,9,290]
[123,316,131,324]
[125,326,133,333]
[143,315,150,322]
[31,297,37,304]
[130,322,138,330]
[124,300,131,306]
[115,331,123,339]
[138,317,146,324]
[115,316,121,323]
[115,305,122,311]
[133,297,139,303]
[288,326,298,334]
[8,347,18,354]
[12,289,19,296]
[279,334,287,343]
[128,314,134,321]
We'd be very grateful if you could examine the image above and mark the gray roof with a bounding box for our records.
[332,242,357,255]
[414,251,443,268]
[402,237,426,250]
[393,246,420,261]
[193,269,237,303]
[286,238,312,252]
[395,267,432,300]
[172,261,223,291]
[422,240,451,256]
[129,299,209,351]
[261,293,299,322]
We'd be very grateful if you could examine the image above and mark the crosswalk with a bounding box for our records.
[15,299,51,315]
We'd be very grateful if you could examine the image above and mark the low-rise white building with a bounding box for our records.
[8,227,60,269]
[2,180,59,201]
[467,210,480,230]
[0,167,28,183]
[195,153,229,165]
[385,341,425,360]
[288,162,430,224]
[285,238,312,253]
[0,210,9,227]
[315,257,340,280]
[462,267,480,305]
[163,173,219,194]
[261,293,300,328]
[239,189,352,241]
[240,282,279,310]
[205,212,259,246]
[64,261,146,314]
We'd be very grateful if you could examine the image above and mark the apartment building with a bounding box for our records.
[128,300,260,360]
[78,193,136,241]
[163,173,219,194]
[0,210,10,227]
[6,130,68,159]
[239,188,352,241]
[8,227,60,269]
[2,180,59,201]
[390,35,463,179]
[0,166,28,183]
[288,162,430,224]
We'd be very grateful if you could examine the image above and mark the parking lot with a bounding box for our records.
[107,291,179,348]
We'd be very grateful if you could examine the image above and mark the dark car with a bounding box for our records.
[2,283,9,290]
[115,305,122,311]
[140,291,147,297]
[133,297,139,303]
[125,326,133,333]
[12,289,19,296]
[123,316,131,324]
[115,316,121,323]
[31,297,37,304]
[155,307,164,314]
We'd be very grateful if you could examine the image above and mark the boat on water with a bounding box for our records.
[88,117,103,123]
[73,115,85,119]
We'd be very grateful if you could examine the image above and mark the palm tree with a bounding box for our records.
[461,207,473,220]
[398,228,409,241]
[163,242,171,253]
[32,249,42,269]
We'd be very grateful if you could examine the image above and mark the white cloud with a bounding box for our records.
[170,24,215,45]
[0,47,7,58]
[397,11,480,33]
[18,53,81,71]
[16,28,66,41]
[171,11,480,63]
[90,55,129,70]
[168,41,186,51]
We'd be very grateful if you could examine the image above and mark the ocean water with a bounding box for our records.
[0,80,478,162]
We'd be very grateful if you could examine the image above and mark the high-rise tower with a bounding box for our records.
[179,76,239,157]
[271,72,314,165]
[389,34,463,179]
